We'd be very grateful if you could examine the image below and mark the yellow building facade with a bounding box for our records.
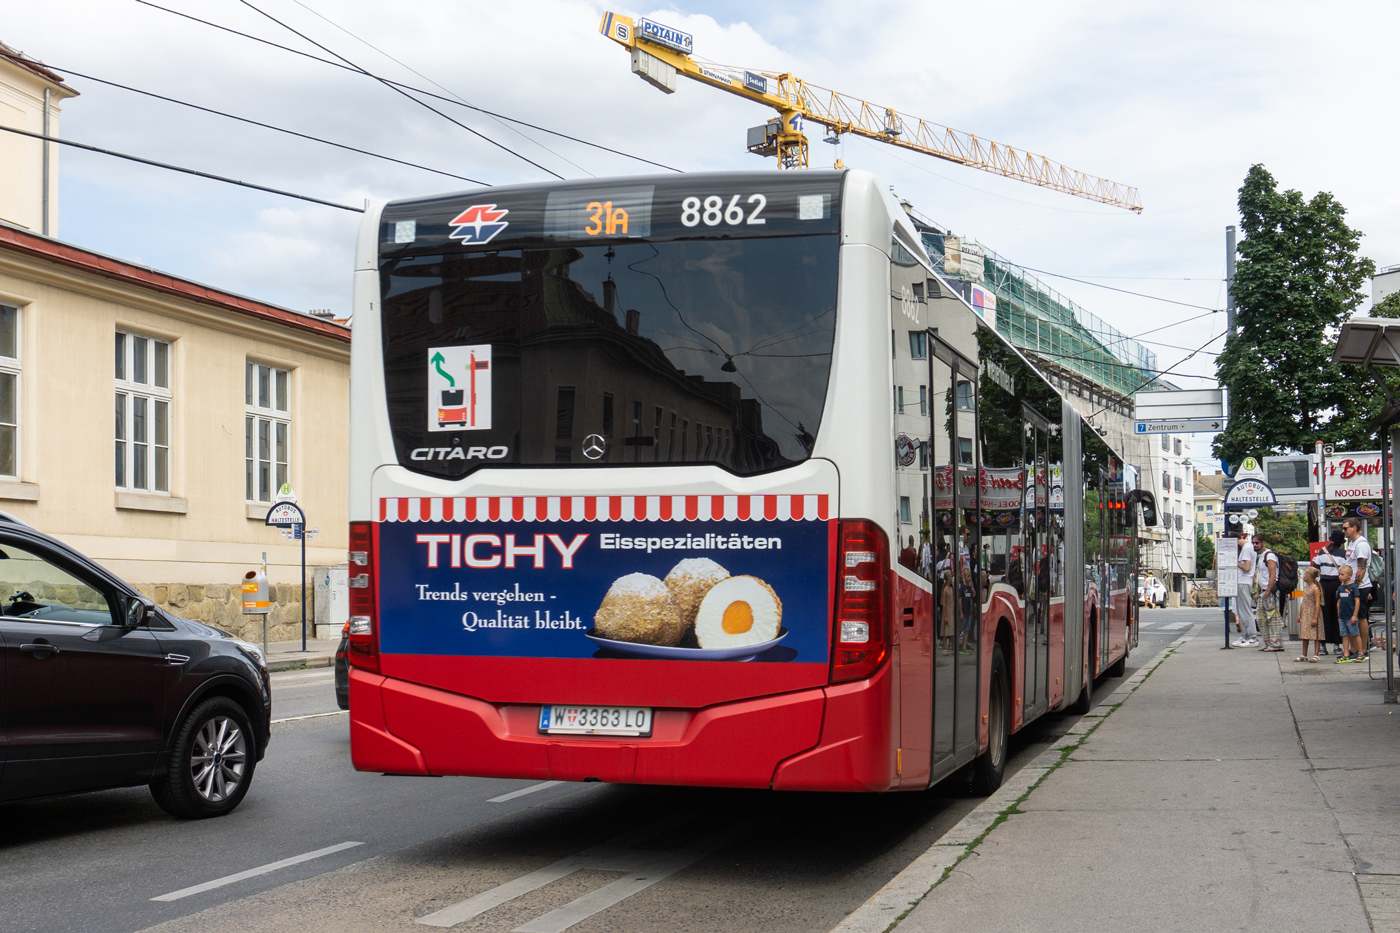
[0,45,349,640]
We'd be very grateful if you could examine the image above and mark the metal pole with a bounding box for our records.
[261,551,268,661]
[1225,226,1236,337]
[1387,429,1398,702]
[300,523,308,652]
[41,88,50,236]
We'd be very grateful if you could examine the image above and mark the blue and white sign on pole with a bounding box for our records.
[1134,417,1225,435]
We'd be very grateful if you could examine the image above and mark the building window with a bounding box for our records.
[0,305,18,477]
[899,496,912,524]
[1173,438,1182,455]
[555,387,575,439]
[1207,523,1214,535]
[668,411,677,461]
[116,331,172,493]
[956,380,974,411]
[653,406,663,461]
[680,419,688,459]
[1197,505,1204,512]
[1175,514,1183,531]
[909,331,927,360]
[958,437,973,466]
[1161,435,1169,451]
[896,386,904,414]
[1162,471,1170,490]
[1174,476,1182,493]
[919,385,928,415]
[245,361,290,503]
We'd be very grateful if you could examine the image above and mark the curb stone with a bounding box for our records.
[829,624,1204,933]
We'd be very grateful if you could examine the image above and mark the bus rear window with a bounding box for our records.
[379,235,839,477]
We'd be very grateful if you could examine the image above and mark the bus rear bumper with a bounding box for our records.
[348,666,892,790]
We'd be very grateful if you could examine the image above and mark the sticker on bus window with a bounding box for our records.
[374,494,834,664]
[428,345,491,432]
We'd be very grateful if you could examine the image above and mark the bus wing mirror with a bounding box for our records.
[1127,490,1158,527]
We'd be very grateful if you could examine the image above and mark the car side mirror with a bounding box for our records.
[125,596,155,629]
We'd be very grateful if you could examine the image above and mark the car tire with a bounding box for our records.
[971,645,1010,795]
[151,696,257,819]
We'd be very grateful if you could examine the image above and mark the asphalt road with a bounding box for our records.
[0,613,1196,933]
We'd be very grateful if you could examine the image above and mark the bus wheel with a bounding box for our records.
[1068,620,1096,715]
[971,645,1009,795]
[1106,646,1127,678]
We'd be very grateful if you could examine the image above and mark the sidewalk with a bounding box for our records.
[263,637,338,672]
[848,618,1400,933]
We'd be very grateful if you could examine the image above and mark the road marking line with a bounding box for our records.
[271,710,349,724]
[272,669,337,682]
[488,781,565,803]
[150,841,363,902]
[417,816,746,930]
[1161,621,1193,630]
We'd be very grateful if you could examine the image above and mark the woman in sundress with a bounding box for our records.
[1296,566,1323,662]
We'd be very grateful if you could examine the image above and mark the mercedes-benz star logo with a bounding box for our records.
[582,434,607,460]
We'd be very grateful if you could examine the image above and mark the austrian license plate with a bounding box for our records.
[538,705,652,736]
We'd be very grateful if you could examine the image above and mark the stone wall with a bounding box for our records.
[133,578,315,643]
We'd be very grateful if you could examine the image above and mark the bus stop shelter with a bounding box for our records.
[1332,317,1400,703]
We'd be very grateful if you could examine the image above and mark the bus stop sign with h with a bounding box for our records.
[264,491,316,652]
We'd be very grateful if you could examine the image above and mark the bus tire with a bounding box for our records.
[1068,619,1097,715]
[971,645,1009,795]
[1106,647,1127,678]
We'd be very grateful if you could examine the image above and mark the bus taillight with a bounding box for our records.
[347,521,380,672]
[831,519,891,683]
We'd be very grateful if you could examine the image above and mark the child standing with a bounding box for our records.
[1336,565,1362,663]
[1296,566,1322,662]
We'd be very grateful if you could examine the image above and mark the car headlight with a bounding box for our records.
[235,640,267,670]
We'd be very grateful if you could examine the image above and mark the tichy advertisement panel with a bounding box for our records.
[376,494,833,664]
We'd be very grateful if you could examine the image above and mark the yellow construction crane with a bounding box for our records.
[599,12,1142,213]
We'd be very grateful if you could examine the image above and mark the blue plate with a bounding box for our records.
[585,628,788,661]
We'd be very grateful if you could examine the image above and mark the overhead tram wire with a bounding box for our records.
[284,0,590,177]
[0,124,363,213]
[129,1,681,174]
[1015,265,1221,311]
[45,65,485,185]
[232,0,564,179]
[1084,329,1226,422]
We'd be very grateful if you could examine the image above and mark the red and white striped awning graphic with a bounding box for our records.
[379,494,830,523]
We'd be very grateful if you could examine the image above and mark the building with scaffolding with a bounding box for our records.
[909,209,1197,602]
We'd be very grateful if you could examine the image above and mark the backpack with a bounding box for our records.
[1272,552,1298,593]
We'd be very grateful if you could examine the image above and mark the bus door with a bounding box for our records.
[929,336,980,777]
[1021,404,1052,720]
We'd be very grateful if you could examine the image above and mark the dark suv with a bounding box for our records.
[0,515,270,818]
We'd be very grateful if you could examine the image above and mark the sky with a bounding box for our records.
[6,0,1399,471]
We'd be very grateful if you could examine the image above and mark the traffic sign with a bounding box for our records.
[265,501,306,526]
[1133,418,1224,434]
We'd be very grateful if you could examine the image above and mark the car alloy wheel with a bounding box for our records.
[151,696,258,819]
[190,715,248,803]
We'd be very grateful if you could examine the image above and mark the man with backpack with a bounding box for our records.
[1343,518,1372,661]
[1251,533,1289,652]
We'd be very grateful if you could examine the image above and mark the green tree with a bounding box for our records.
[1252,507,1309,561]
[1196,532,1215,577]
[1213,165,1375,463]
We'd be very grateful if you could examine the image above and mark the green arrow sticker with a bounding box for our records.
[431,351,455,387]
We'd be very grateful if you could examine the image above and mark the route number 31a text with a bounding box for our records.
[680,194,767,227]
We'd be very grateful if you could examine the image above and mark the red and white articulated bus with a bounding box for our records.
[345,170,1150,794]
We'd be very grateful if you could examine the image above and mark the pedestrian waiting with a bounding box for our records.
[1296,566,1322,662]
[1336,565,1366,663]
[1252,533,1285,652]
[1310,530,1346,656]
[1234,531,1259,647]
